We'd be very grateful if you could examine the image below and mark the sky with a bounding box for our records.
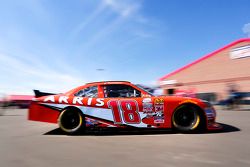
[0,0,250,95]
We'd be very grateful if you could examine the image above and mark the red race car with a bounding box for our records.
[28,81,221,134]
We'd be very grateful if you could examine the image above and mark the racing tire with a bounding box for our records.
[58,108,85,135]
[172,105,202,132]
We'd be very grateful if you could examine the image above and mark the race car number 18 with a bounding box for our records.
[108,100,141,124]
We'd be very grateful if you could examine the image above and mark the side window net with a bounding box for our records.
[75,86,98,97]
[104,85,141,98]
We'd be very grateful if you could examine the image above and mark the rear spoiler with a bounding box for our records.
[34,90,57,98]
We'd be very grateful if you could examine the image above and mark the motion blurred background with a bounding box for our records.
[0,0,250,108]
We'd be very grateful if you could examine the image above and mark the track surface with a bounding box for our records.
[0,108,250,167]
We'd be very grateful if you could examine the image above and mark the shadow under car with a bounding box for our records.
[43,123,240,136]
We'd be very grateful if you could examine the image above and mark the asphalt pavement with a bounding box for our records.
[0,108,250,167]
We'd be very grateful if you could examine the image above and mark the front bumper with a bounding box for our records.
[204,107,222,131]
[207,122,222,131]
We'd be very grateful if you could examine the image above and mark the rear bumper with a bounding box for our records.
[28,101,59,124]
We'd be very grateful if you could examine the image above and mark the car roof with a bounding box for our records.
[65,81,154,96]
[85,81,131,85]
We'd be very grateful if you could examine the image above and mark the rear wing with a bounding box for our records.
[34,90,57,98]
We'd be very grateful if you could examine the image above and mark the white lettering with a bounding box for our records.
[59,96,69,103]
[87,98,93,105]
[44,96,55,102]
[96,98,104,106]
[73,97,83,105]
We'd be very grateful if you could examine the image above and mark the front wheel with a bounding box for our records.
[172,105,202,132]
[58,108,85,135]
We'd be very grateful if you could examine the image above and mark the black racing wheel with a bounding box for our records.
[58,108,85,134]
[172,105,202,132]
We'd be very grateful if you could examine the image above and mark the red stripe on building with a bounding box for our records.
[159,38,250,81]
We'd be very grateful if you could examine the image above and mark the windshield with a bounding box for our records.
[136,84,155,97]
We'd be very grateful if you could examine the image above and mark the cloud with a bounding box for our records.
[102,0,141,17]
[0,1,164,95]
[242,23,250,37]
[0,53,86,94]
[133,30,154,39]
[76,16,124,52]
[70,3,107,38]
[71,0,143,39]
[72,0,156,55]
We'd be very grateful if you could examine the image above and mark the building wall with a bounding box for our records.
[160,39,250,100]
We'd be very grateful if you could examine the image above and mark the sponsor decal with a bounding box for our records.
[73,97,83,104]
[155,105,164,112]
[108,100,141,124]
[42,96,105,107]
[154,116,164,123]
[153,98,165,123]
[205,108,215,119]
[154,98,164,112]
[142,94,151,98]
[40,99,148,127]
[142,98,154,116]
[58,96,69,103]
[154,98,164,104]
[85,118,99,126]
[96,98,105,106]
[142,98,151,103]
[44,96,55,102]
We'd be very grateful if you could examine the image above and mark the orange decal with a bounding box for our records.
[179,99,198,105]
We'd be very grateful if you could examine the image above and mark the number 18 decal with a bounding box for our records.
[108,100,141,124]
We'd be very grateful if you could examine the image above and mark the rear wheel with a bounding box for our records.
[172,105,202,132]
[58,108,85,134]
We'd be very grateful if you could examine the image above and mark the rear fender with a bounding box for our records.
[28,101,60,123]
